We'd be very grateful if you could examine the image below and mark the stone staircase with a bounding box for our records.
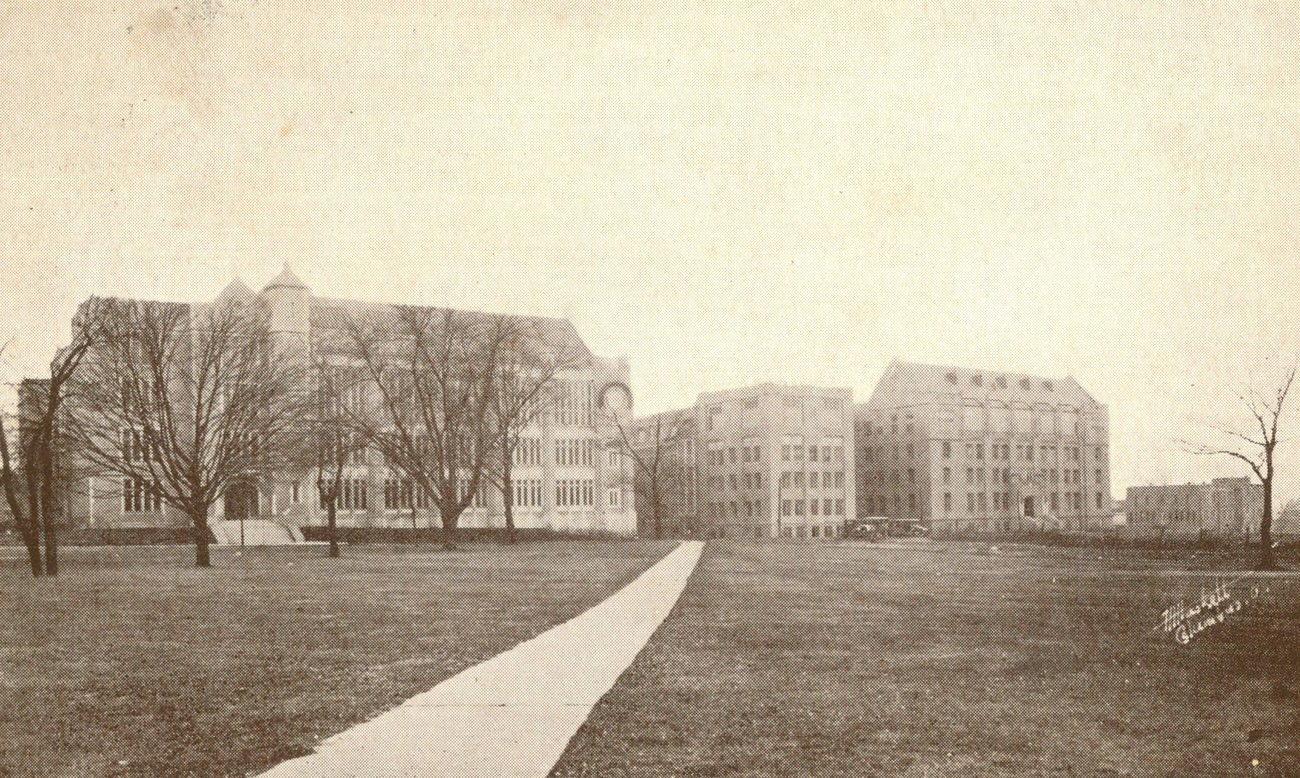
[210,519,304,546]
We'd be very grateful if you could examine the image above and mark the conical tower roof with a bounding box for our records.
[263,263,308,291]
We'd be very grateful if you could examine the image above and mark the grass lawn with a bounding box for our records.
[0,539,676,777]
[551,540,1300,777]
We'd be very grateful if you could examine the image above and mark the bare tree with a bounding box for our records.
[486,318,585,544]
[1188,363,1296,570]
[345,306,510,550]
[608,414,688,540]
[0,327,98,576]
[66,297,303,567]
[300,361,368,558]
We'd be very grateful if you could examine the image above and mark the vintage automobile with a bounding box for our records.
[843,517,888,540]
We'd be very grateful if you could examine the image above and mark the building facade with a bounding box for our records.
[856,360,1113,535]
[54,267,638,535]
[1126,477,1264,539]
[632,384,855,539]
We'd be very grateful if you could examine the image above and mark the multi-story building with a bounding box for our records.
[53,266,637,535]
[631,384,855,539]
[856,360,1112,535]
[1126,477,1264,539]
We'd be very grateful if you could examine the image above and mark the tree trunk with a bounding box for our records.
[327,497,339,558]
[651,483,663,540]
[191,506,211,568]
[1259,478,1276,570]
[502,441,516,544]
[39,454,57,576]
[19,516,42,577]
[40,481,56,580]
[441,508,460,550]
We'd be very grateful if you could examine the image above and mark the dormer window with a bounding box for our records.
[971,374,983,387]
[946,372,958,385]
[1020,378,1032,390]
[1043,381,1054,391]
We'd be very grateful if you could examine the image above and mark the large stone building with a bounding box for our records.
[856,360,1113,535]
[52,267,638,535]
[1126,477,1264,539]
[631,384,855,539]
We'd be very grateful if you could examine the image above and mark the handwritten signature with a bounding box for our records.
[1156,578,1262,645]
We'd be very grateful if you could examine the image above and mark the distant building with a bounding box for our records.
[856,360,1113,535]
[632,384,854,539]
[50,266,638,535]
[1275,498,1300,537]
[1126,477,1264,539]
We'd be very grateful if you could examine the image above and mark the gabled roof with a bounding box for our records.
[308,296,593,363]
[863,359,1103,410]
[215,277,256,305]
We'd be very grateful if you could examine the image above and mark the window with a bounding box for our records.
[810,499,819,516]
[123,478,161,513]
[943,467,951,485]
[1096,492,1103,509]
[944,493,952,512]
[943,441,951,458]
[835,498,844,516]
[291,483,301,504]
[834,472,844,488]
[120,428,159,464]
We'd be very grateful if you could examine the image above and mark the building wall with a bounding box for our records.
[633,384,854,539]
[1127,477,1264,538]
[856,362,1113,535]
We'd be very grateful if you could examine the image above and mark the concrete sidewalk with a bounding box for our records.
[260,540,705,778]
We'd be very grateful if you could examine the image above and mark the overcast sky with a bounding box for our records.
[2,1,1298,499]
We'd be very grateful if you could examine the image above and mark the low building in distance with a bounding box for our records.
[856,360,1113,535]
[630,384,854,539]
[1126,477,1264,539]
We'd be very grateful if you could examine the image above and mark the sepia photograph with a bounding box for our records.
[1,1,1298,775]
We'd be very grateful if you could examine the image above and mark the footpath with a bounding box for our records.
[260,540,705,777]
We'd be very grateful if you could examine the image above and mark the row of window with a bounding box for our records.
[939,441,1102,463]
[862,490,1108,517]
[553,381,595,427]
[555,439,596,467]
[780,498,847,517]
[779,471,846,489]
[555,479,595,508]
[513,438,543,466]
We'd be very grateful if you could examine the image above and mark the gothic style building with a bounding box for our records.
[55,266,637,535]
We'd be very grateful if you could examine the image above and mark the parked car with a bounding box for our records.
[844,517,888,540]
[887,520,931,538]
